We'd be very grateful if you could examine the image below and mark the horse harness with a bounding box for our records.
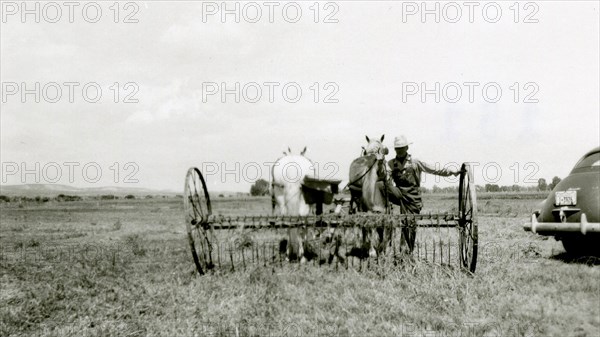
[345,156,380,191]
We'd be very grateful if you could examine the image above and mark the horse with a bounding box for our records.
[347,135,391,257]
[271,147,346,264]
[271,146,314,216]
[271,147,315,263]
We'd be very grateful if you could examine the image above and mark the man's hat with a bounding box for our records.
[394,135,412,148]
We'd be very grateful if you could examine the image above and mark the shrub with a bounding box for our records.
[113,220,122,231]
[56,194,82,202]
[250,179,270,196]
[124,234,146,257]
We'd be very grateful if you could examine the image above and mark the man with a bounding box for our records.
[378,135,461,253]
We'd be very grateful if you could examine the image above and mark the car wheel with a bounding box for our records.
[561,235,600,257]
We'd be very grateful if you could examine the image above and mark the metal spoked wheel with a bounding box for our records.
[458,163,478,273]
[184,167,214,275]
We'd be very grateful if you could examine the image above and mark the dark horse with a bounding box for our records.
[347,135,391,257]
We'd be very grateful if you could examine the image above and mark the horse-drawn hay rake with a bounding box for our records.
[183,163,478,275]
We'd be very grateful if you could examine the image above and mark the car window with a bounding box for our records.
[574,152,600,169]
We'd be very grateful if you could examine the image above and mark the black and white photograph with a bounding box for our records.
[1,1,599,336]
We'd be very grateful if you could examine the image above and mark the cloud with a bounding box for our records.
[1,2,598,190]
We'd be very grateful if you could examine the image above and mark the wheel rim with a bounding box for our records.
[458,163,478,273]
[184,167,213,275]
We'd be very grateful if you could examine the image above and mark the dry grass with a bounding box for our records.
[1,196,598,337]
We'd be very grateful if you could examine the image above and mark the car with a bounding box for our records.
[524,147,600,256]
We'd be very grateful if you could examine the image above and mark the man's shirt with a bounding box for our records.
[387,154,455,188]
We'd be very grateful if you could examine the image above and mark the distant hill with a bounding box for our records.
[0,184,180,197]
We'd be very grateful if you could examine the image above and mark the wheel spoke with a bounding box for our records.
[196,227,206,264]
[465,208,472,219]
[190,194,203,220]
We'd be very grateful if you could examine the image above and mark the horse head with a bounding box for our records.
[363,135,389,182]
[363,135,389,160]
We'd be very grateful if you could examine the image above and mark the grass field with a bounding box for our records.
[1,195,599,337]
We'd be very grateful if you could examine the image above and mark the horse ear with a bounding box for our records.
[300,147,307,156]
[288,147,292,154]
[365,135,370,142]
[380,134,385,142]
[283,151,287,156]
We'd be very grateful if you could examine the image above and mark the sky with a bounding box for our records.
[1,1,599,192]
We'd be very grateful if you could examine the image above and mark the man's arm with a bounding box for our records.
[414,159,460,176]
[387,159,396,170]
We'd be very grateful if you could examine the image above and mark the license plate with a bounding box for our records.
[555,190,577,206]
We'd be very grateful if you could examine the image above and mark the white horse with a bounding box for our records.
[271,147,315,216]
[271,147,316,262]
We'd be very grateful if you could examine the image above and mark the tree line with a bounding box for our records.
[0,194,167,203]
[249,177,564,195]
